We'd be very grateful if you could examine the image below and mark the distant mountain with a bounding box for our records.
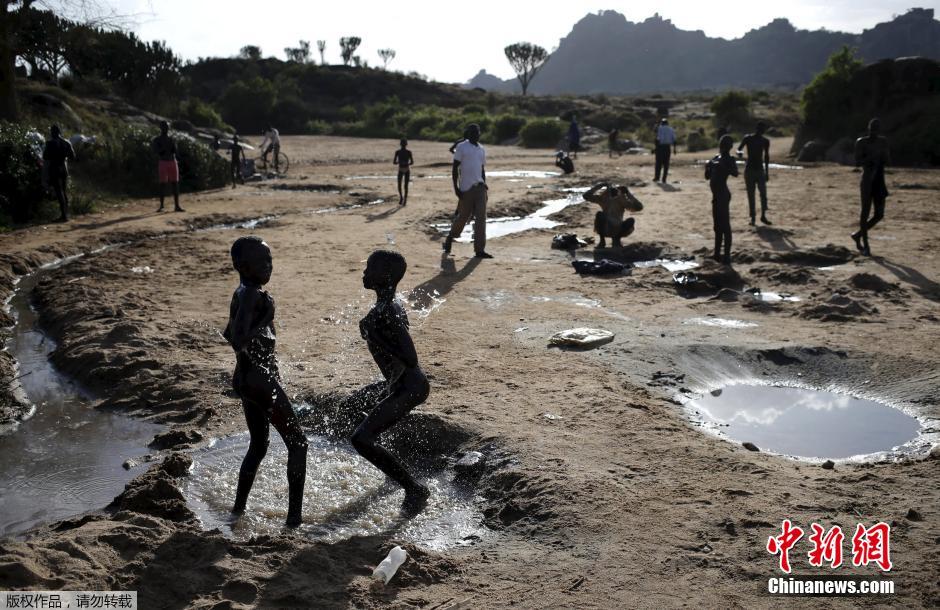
[467,8,940,94]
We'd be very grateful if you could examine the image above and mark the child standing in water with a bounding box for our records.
[353,250,431,512]
[223,236,308,527]
[705,135,739,265]
[393,139,414,206]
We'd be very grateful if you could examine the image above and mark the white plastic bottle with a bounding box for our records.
[372,545,408,584]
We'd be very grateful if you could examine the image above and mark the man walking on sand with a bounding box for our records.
[654,118,677,183]
[443,124,492,259]
[737,121,772,225]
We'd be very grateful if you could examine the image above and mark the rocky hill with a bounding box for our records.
[469,8,940,94]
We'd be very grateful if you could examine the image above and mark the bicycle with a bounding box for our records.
[256,148,290,175]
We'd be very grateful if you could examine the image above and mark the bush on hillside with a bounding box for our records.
[520,118,564,148]
[710,90,751,131]
[494,115,527,142]
[0,123,45,224]
[181,98,231,131]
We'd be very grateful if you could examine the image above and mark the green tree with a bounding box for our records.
[504,42,548,96]
[316,40,326,65]
[710,90,751,131]
[339,36,361,66]
[284,40,310,63]
[801,46,863,141]
[238,45,262,60]
[218,77,276,132]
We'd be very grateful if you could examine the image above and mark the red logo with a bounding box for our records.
[767,521,892,573]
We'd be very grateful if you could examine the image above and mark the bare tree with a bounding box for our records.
[504,42,549,96]
[1,0,138,120]
[284,39,310,63]
[377,48,395,69]
[339,36,361,66]
[316,40,326,65]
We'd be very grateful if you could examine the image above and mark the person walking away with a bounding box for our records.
[567,116,581,158]
[654,118,677,183]
[443,124,491,259]
[42,124,75,222]
[737,121,771,225]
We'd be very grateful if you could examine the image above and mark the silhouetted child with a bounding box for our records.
[852,118,890,257]
[393,139,414,205]
[230,135,245,188]
[705,135,739,265]
[223,236,308,526]
[353,250,431,512]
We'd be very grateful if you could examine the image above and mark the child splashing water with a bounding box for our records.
[352,250,432,514]
[223,237,308,527]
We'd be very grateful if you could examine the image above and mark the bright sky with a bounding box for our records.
[111,0,939,83]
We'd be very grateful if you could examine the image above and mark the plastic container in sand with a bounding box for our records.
[373,546,408,584]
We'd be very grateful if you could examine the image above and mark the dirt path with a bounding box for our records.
[0,136,938,609]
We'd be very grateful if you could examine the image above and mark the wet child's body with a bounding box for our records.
[352,250,431,512]
[393,140,414,205]
[223,236,308,526]
[705,135,739,265]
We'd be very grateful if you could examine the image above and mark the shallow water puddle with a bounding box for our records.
[0,272,159,536]
[184,433,484,550]
[486,170,561,179]
[634,259,699,272]
[695,160,803,170]
[436,191,586,242]
[752,290,801,303]
[686,384,921,460]
[683,317,758,329]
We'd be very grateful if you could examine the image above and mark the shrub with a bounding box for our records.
[710,90,752,131]
[338,105,358,122]
[519,118,564,148]
[800,46,863,144]
[0,122,45,223]
[304,120,332,135]
[181,98,231,131]
[494,115,527,142]
[78,125,228,196]
[686,130,712,152]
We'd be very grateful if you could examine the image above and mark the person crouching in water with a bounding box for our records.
[583,182,643,248]
[353,250,431,513]
[705,135,739,265]
[223,236,308,527]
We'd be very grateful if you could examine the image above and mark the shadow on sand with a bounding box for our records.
[408,255,481,309]
[874,257,940,303]
[755,225,797,251]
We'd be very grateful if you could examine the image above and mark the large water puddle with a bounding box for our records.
[0,271,159,536]
[634,259,699,272]
[183,433,485,550]
[486,170,561,179]
[686,384,921,460]
[436,190,587,242]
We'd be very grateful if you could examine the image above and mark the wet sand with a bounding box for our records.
[0,135,938,608]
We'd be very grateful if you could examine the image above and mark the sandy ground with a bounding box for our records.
[0,135,938,609]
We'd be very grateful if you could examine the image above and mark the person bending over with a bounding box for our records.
[583,182,643,248]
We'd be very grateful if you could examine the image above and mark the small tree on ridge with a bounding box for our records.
[504,42,548,96]
[377,48,395,69]
[340,36,361,66]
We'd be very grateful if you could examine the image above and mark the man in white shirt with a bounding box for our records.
[260,125,281,173]
[444,123,492,258]
[654,118,677,183]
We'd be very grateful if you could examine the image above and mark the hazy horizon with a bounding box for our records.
[109,1,939,82]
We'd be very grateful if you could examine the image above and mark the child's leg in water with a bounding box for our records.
[233,370,308,526]
[351,380,430,505]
